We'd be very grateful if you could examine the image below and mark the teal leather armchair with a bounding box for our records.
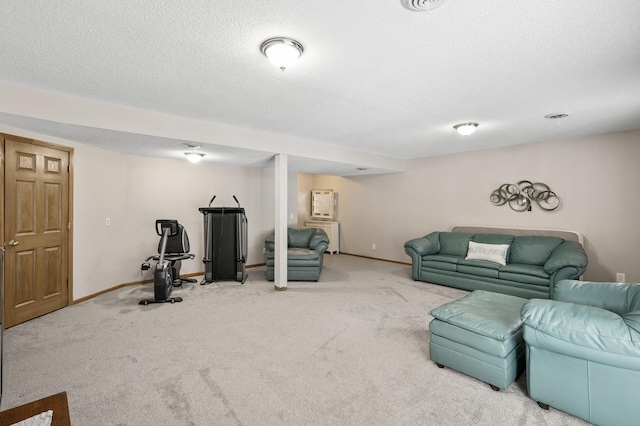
[521,280,640,426]
[265,227,329,281]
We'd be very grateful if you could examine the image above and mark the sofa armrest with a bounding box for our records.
[309,229,329,252]
[404,232,440,256]
[312,241,329,253]
[404,232,440,281]
[543,240,588,276]
[553,280,640,315]
[265,233,275,253]
[522,299,640,368]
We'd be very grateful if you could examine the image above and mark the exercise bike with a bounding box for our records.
[139,219,195,305]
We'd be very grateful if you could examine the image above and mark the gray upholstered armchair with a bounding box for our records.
[521,280,640,425]
[265,227,329,281]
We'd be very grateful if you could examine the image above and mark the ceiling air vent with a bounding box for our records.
[401,0,448,12]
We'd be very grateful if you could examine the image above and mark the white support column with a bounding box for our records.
[274,153,288,290]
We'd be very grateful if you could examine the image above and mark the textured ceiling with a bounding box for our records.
[1,0,639,175]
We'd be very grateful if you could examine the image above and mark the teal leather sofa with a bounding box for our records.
[265,227,329,281]
[522,280,640,425]
[404,230,587,299]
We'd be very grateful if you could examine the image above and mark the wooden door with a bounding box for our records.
[3,136,69,328]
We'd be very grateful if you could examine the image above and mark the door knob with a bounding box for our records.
[8,240,19,246]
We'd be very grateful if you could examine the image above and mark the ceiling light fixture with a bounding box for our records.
[453,122,479,136]
[260,37,303,71]
[183,144,204,163]
[544,112,571,125]
[401,0,448,12]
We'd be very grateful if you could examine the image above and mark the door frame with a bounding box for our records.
[1,133,74,321]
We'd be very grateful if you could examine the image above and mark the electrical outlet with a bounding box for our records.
[105,218,111,227]
[616,272,625,283]
[372,243,376,250]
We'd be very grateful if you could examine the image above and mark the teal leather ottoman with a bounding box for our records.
[429,290,528,390]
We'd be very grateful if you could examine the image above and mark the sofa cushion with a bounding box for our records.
[266,248,320,266]
[500,263,549,279]
[423,260,458,272]
[422,254,460,272]
[422,254,460,264]
[499,264,550,286]
[471,233,515,246]
[457,264,500,278]
[429,290,528,341]
[288,227,315,248]
[287,248,320,259]
[499,273,550,287]
[439,232,473,256]
[458,259,502,270]
[510,236,563,265]
[465,241,509,265]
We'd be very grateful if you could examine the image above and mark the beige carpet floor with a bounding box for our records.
[1,255,588,425]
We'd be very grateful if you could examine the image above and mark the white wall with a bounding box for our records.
[72,141,128,298]
[7,125,639,299]
[74,151,282,300]
[121,156,268,283]
[311,130,640,282]
[297,173,313,227]
[0,125,299,300]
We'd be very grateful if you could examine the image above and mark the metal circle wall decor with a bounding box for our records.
[490,181,560,212]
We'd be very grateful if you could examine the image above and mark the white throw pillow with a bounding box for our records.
[465,241,509,265]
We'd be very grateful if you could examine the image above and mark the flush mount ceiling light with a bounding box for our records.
[544,112,571,124]
[260,37,303,71]
[401,0,448,12]
[453,122,479,136]
[183,144,204,163]
[185,152,205,163]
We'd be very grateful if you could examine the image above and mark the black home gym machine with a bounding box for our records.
[139,219,196,305]
[199,195,248,285]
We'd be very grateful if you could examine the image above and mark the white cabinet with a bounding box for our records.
[305,220,339,254]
